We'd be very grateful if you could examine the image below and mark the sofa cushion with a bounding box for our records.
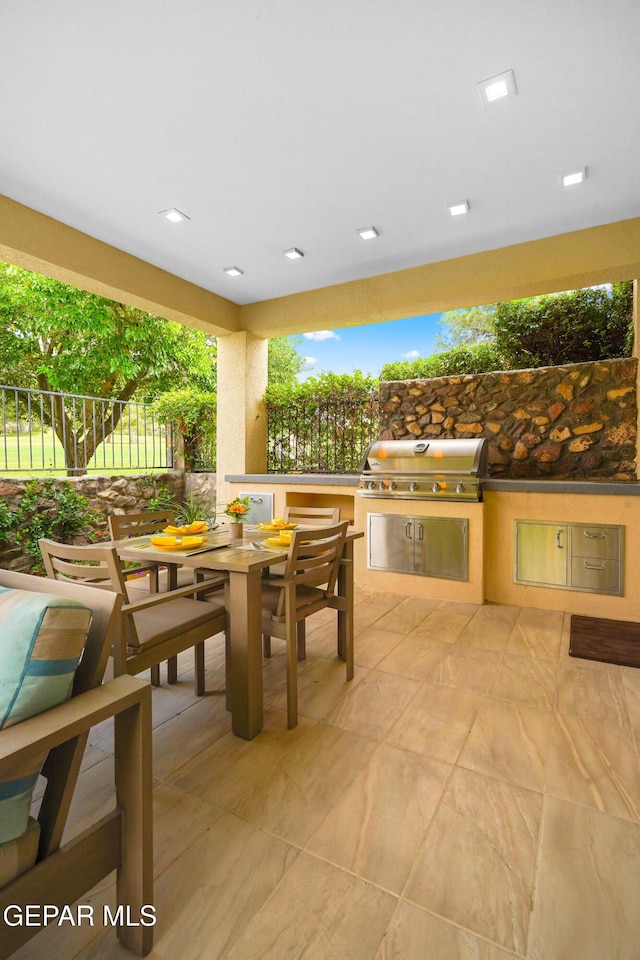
[0,587,92,844]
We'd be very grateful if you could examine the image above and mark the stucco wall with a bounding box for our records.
[380,358,637,480]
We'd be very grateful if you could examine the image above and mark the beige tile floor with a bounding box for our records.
[14,590,640,960]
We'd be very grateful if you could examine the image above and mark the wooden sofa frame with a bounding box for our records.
[0,570,153,958]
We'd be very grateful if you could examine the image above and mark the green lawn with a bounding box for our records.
[1,432,170,477]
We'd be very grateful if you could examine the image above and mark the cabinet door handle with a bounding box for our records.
[583,561,606,570]
[405,522,412,539]
[416,522,424,541]
[556,530,564,549]
[583,530,606,540]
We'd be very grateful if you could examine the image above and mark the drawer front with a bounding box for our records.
[571,525,620,560]
[570,557,621,595]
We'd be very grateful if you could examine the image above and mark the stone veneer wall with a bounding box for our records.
[0,472,186,573]
[380,358,637,480]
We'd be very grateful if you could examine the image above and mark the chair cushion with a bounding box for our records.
[0,817,40,886]
[129,596,225,652]
[261,583,327,621]
[0,587,92,843]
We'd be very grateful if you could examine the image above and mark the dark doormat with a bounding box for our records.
[570,615,640,668]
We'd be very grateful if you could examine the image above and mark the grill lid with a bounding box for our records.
[360,438,487,477]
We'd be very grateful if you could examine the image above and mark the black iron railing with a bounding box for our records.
[1,385,172,475]
[267,397,380,474]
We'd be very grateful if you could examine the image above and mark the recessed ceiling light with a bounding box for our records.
[476,69,517,106]
[357,226,379,240]
[448,201,469,217]
[561,167,587,187]
[223,266,244,277]
[283,247,304,259]
[159,208,190,223]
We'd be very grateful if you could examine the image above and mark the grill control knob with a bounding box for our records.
[378,481,386,491]
[388,481,397,491]
[366,480,376,491]
[431,482,440,494]
[408,481,418,492]
[455,483,465,494]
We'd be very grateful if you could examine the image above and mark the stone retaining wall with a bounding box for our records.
[380,358,637,479]
[0,472,187,573]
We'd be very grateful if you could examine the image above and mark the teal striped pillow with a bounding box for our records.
[0,588,92,844]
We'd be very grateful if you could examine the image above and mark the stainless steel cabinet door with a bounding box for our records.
[515,521,568,586]
[414,517,468,581]
[368,513,414,573]
[238,491,273,525]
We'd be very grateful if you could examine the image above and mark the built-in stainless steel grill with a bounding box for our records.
[358,438,487,501]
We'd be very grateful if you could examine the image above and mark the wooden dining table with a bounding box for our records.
[113,525,363,739]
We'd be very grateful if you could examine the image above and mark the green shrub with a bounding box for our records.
[147,484,178,512]
[266,370,379,405]
[153,388,217,470]
[266,371,379,473]
[175,490,217,525]
[381,342,504,381]
[493,282,633,369]
[3,479,102,575]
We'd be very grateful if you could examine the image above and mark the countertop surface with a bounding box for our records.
[226,474,359,487]
[483,479,640,495]
[227,474,640,495]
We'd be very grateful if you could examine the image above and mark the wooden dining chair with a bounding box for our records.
[260,521,349,728]
[108,509,197,589]
[283,505,342,525]
[0,568,153,958]
[266,506,343,579]
[109,509,227,685]
[39,539,227,697]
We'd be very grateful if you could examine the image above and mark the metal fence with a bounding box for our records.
[2,384,379,477]
[1,385,172,475]
[267,396,380,474]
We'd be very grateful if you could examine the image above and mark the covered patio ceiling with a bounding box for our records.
[0,0,639,340]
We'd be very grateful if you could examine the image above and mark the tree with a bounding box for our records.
[435,304,496,350]
[0,261,311,474]
[267,335,309,384]
[493,283,633,368]
[0,262,219,473]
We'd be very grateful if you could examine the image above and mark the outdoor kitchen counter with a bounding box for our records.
[226,475,359,525]
[483,483,640,620]
[228,475,640,619]
[228,473,640,493]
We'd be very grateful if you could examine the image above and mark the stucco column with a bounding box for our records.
[216,331,268,509]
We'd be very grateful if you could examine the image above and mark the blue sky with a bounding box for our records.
[292,312,443,379]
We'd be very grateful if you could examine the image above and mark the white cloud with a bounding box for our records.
[303,356,317,364]
[404,349,420,359]
[303,330,341,342]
